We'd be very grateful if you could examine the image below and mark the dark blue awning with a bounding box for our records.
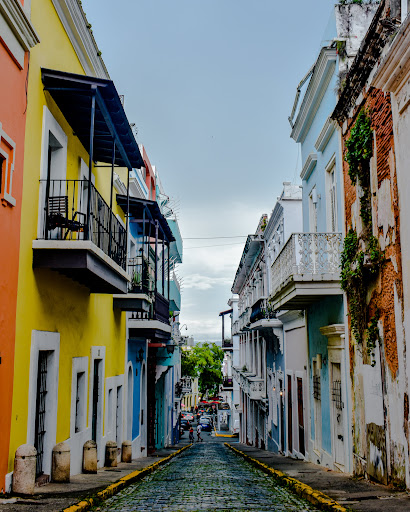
[117,195,175,243]
[41,68,144,169]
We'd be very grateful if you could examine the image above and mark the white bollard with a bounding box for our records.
[51,442,70,482]
[12,445,37,495]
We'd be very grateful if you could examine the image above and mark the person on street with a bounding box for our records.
[189,426,194,443]
[197,423,203,442]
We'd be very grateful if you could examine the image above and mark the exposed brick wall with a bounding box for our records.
[341,87,403,378]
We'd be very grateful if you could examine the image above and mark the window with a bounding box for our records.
[0,155,4,195]
[326,159,337,232]
[0,125,16,206]
[75,372,85,433]
[309,188,318,233]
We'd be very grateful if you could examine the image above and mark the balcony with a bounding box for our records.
[114,196,174,336]
[222,339,233,349]
[128,291,171,340]
[238,307,251,332]
[232,367,265,401]
[33,179,130,293]
[222,377,233,389]
[249,298,283,341]
[232,320,241,336]
[270,233,343,310]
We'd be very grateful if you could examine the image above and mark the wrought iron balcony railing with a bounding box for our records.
[250,298,276,324]
[39,179,127,269]
[270,233,342,295]
[129,290,170,324]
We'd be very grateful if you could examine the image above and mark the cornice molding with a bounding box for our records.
[291,47,337,143]
[0,0,39,67]
[51,0,109,79]
[300,152,317,181]
[319,324,345,338]
[372,13,410,94]
[314,117,336,152]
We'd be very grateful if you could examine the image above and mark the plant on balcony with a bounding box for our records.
[131,270,142,291]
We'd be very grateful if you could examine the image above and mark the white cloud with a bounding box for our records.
[183,273,233,290]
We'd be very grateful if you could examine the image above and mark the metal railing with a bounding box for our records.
[250,298,276,324]
[39,179,127,269]
[128,256,154,294]
[222,339,233,349]
[129,291,170,324]
[222,377,233,388]
[270,233,342,295]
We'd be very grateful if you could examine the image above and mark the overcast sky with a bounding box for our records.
[82,0,335,341]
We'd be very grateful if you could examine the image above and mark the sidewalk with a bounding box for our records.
[227,443,410,511]
[0,441,190,512]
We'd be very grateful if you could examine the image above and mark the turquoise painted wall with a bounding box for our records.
[307,295,343,453]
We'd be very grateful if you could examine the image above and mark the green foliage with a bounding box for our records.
[367,311,380,366]
[336,40,347,61]
[345,109,373,184]
[181,343,224,396]
[340,228,384,361]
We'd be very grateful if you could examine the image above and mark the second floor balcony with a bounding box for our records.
[222,377,233,389]
[33,179,130,293]
[33,68,145,294]
[270,232,343,310]
[232,366,265,401]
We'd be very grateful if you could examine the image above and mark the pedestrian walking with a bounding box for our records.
[197,423,203,442]
[189,426,194,443]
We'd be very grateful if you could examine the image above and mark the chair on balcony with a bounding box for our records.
[47,195,86,239]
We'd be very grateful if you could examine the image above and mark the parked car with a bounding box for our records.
[201,414,214,425]
[183,413,194,422]
[199,417,212,432]
[180,419,191,430]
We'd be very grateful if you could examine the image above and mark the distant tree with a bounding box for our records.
[181,343,224,396]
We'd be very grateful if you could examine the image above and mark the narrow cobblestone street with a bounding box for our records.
[99,442,320,512]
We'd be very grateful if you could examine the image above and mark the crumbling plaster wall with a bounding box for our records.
[340,87,407,486]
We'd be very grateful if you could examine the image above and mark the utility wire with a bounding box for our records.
[184,236,247,240]
[185,242,246,249]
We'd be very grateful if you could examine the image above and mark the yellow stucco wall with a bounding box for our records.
[8,0,127,471]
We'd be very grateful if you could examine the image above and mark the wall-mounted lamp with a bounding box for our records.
[166,344,176,355]
[311,188,321,204]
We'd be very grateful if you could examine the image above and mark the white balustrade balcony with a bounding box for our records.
[270,233,343,310]
[232,366,266,401]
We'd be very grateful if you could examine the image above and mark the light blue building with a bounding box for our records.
[269,4,377,472]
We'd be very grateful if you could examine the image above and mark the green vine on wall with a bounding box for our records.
[342,110,384,364]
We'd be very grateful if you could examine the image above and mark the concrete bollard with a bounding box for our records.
[104,441,117,467]
[82,440,97,474]
[12,444,37,495]
[121,440,132,463]
[51,442,70,483]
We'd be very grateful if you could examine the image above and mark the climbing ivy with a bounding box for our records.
[340,229,384,362]
[345,109,374,227]
[342,110,384,363]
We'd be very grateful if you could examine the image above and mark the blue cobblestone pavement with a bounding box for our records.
[99,442,321,511]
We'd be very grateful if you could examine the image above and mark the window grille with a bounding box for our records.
[332,380,343,410]
[313,375,321,400]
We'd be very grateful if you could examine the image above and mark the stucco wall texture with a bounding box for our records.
[340,87,406,486]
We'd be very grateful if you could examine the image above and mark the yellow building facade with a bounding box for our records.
[7,0,142,489]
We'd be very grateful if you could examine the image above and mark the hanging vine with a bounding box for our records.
[341,110,384,364]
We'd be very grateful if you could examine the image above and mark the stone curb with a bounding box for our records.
[225,443,348,512]
[62,444,192,512]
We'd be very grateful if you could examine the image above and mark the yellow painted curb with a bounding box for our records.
[62,444,192,512]
[225,443,348,512]
[212,426,238,438]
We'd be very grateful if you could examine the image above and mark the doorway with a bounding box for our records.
[331,362,345,469]
[287,374,293,455]
[92,359,102,442]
